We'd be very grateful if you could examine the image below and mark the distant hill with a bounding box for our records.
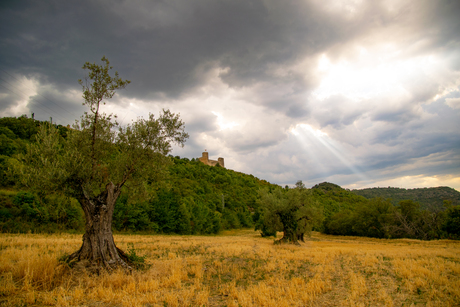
[351,186,460,209]
[311,182,343,191]
[310,182,369,220]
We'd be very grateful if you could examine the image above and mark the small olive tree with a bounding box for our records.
[257,185,323,245]
[16,57,188,271]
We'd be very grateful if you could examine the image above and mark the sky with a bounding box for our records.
[1,0,459,190]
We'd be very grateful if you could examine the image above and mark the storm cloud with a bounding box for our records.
[1,0,459,190]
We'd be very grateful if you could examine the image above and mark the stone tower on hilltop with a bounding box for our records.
[198,151,225,168]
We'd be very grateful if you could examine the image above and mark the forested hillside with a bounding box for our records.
[112,156,276,234]
[0,116,278,234]
[351,186,460,209]
[1,116,459,240]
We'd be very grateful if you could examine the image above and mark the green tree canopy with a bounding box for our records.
[256,185,323,245]
[14,56,188,271]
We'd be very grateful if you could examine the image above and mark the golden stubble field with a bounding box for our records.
[0,230,459,307]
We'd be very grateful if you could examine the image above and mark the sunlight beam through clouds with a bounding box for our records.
[291,124,369,183]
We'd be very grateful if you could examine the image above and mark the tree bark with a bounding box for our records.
[275,227,301,245]
[297,232,305,242]
[67,182,132,272]
[274,211,300,245]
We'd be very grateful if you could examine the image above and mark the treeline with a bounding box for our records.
[316,183,460,240]
[253,182,459,241]
[0,116,277,234]
[351,186,460,209]
[1,116,459,240]
[0,190,84,233]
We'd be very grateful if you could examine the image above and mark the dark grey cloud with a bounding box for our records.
[359,122,460,174]
[314,95,366,129]
[0,75,22,113]
[182,112,218,135]
[251,84,312,119]
[371,106,421,123]
[369,128,404,147]
[1,0,460,189]
[2,0,459,93]
[28,86,85,124]
[0,0,393,112]
[411,0,460,54]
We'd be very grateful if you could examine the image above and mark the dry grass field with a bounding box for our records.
[1,230,459,306]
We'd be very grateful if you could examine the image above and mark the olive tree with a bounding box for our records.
[257,185,322,245]
[16,57,188,271]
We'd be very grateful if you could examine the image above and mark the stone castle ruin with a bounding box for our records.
[198,151,225,168]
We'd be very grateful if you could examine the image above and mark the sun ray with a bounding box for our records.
[291,124,368,182]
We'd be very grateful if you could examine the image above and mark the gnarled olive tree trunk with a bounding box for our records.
[274,208,313,245]
[274,209,301,246]
[68,182,131,271]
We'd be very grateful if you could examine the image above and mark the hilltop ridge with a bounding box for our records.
[351,186,460,209]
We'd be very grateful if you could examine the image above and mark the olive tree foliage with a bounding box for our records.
[15,57,188,271]
[256,185,323,245]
